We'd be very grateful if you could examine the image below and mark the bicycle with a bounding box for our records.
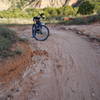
[32,14,49,41]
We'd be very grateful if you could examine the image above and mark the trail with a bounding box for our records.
[1,25,100,100]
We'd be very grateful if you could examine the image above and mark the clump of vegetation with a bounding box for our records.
[96,6,100,14]
[0,9,30,18]
[0,6,78,19]
[0,27,17,40]
[0,27,23,58]
[88,0,100,14]
[77,1,95,15]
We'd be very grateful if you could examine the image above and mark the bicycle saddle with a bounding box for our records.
[33,16,40,20]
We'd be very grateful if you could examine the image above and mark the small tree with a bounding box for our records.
[77,1,95,15]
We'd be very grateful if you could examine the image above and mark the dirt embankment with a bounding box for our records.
[0,42,32,84]
[64,24,100,42]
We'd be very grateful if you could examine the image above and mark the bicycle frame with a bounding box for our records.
[32,15,49,41]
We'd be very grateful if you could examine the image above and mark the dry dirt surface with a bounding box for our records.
[0,24,100,100]
[64,24,100,41]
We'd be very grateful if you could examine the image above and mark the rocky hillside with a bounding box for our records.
[0,0,78,10]
[0,0,11,10]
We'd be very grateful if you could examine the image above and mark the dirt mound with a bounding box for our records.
[0,42,32,84]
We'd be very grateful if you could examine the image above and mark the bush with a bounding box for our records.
[77,1,95,15]
[43,8,57,17]
[63,6,76,16]
[0,27,23,58]
[25,8,43,17]
[0,9,30,18]
[90,0,100,14]
[0,27,17,41]
[96,6,100,14]
[43,6,77,17]
[0,27,17,51]
[0,36,11,51]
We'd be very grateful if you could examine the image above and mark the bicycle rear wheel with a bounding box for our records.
[32,24,36,37]
[34,25,49,41]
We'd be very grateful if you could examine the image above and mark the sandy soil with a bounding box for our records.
[0,24,100,100]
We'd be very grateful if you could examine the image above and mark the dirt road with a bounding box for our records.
[0,25,100,100]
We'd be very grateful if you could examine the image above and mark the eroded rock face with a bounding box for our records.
[0,0,78,10]
[35,0,68,8]
[68,0,78,5]
[0,0,11,10]
[32,0,78,8]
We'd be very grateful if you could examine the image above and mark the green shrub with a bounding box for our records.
[43,8,57,17]
[90,0,100,13]
[77,1,95,15]
[96,6,100,14]
[0,9,30,18]
[56,8,63,15]
[63,6,76,16]
[25,8,43,17]
[43,6,77,17]
[0,27,17,41]
[0,27,23,58]
[0,36,11,51]
[0,27,17,51]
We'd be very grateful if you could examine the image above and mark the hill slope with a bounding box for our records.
[0,0,78,10]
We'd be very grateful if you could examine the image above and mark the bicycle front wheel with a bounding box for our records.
[34,25,49,41]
